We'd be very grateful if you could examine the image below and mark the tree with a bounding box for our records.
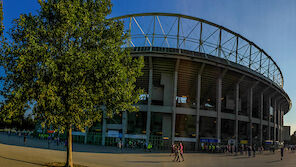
[0,0,143,166]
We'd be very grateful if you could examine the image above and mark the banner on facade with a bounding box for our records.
[107,130,120,137]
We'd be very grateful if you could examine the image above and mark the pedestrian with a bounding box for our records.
[252,145,256,157]
[174,145,181,162]
[272,145,275,154]
[147,142,152,152]
[179,142,184,162]
[23,133,27,145]
[56,136,60,146]
[118,140,122,151]
[280,147,284,160]
[248,145,251,157]
[170,144,175,156]
[240,145,243,155]
[173,145,178,162]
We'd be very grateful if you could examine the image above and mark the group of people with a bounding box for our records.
[117,140,153,152]
[201,143,219,153]
[170,142,184,162]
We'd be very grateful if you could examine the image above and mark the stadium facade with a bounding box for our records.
[86,13,291,150]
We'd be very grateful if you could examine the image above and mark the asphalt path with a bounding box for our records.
[0,133,295,167]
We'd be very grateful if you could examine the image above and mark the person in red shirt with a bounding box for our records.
[179,142,184,162]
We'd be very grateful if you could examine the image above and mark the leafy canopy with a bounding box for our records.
[0,0,144,132]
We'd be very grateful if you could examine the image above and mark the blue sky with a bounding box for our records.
[2,0,296,133]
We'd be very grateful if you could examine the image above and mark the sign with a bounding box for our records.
[200,138,220,143]
[265,140,273,144]
[175,137,196,142]
[200,139,208,143]
[176,96,187,103]
[139,94,149,100]
[107,130,119,137]
[124,134,145,139]
[72,131,86,136]
[240,140,248,144]
[228,139,235,145]
[47,130,55,134]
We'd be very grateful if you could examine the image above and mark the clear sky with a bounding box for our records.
[1,0,296,133]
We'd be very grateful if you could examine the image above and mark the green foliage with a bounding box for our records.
[0,0,144,132]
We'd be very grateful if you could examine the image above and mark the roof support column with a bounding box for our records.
[216,69,227,143]
[146,57,153,144]
[195,63,205,151]
[273,99,277,143]
[280,109,284,142]
[260,92,263,146]
[216,76,222,143]
[249,87,253,146]
[277,103,281,142]
[268,96,271,140]
[235,76,244,151]
[102,110,106,146]
[260,87,269,146]
[122,110,127,148]
[172,59,180,144]
[249,82,258,146]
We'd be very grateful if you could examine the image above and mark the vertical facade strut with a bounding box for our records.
[199,22,203,53]
[249,87,253,146]
[102,110,106,146]
[236,36,239,63]
[195,63,205,151]
[128,17,132,47]
[249,44,252,68]
[259,51,262,73]
[273,99,277,143]
[268,96,271,140]
[172,59,180,144]
[152,16,156,48]
[177,17,180,49]
[218,29,222,58]
[122,110,127,147]
[235,82,239,151]
[146,57,153,144]
[260,92,264,146]
[216,69,226,143]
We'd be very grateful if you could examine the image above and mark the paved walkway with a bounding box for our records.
[0,133,295,167]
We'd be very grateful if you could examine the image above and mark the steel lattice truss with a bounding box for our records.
[113,13,284,88]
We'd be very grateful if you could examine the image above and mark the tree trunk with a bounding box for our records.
[66,126,73,167]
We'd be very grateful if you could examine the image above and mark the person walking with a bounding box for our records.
[280,147,284,160]
[23,133,27,145]
[174,145,181,162]
[248,145,251,157]
[252,145,256,157]
[147,142,152,152]
[272,145,275,154]
[170,144,175,156]
[179,142,184,162]
[173,145,179,162]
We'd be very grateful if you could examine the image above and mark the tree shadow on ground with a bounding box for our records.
[266,160,281,163]
[0,155,44,166]
[126,160,173,164]
[233,156,251,159]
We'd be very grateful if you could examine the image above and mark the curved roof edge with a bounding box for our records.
[112,12,285,88]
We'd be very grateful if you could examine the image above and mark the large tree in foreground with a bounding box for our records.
[0,0,143,166]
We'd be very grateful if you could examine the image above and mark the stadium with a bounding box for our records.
[85,13,292,151]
